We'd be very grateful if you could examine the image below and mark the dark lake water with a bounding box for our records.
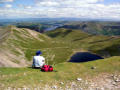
[69,52,103,62]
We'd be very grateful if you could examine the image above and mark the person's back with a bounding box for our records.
[32,50,45,68]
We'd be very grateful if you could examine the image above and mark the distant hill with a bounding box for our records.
[58,22,120,36]
[1,20,120,36]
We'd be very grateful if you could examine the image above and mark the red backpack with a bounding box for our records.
[41,65,53,72]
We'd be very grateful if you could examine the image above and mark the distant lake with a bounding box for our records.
[45,24,63,31]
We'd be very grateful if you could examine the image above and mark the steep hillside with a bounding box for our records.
[46,28,120,57]
[0,26,72,67]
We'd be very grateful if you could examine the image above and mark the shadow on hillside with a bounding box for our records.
[47,29,72,38]
[89,37,114,44]
[62,30,72,37]
[94,44,120,57]
[73,35,94,41]
[69,52,103,62]
[47,31,62,38]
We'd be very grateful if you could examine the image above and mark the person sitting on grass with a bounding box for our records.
[32,50,45,69]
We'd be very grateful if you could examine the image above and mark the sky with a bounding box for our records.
[0,0,120,20]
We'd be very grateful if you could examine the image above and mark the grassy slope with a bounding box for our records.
[45,28,120,57]
[0,27,120,89]
[0,56,119,89]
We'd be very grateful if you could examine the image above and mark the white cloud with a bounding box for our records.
[0,0,120,20]
[0,0,13,3]
[35,0,104,7]
[24,6,32,9]
[36,1,59,7]
[18,4,32,9]
[5,4,12,8]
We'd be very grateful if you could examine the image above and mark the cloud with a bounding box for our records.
[26,6,32,9]
[35,0,104,7]
[0,0,14,3]
[0,0,120,20]
[36,1,59,7]
[24,6,32,9]
[18,4,32,9]
[5,4,12,8]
